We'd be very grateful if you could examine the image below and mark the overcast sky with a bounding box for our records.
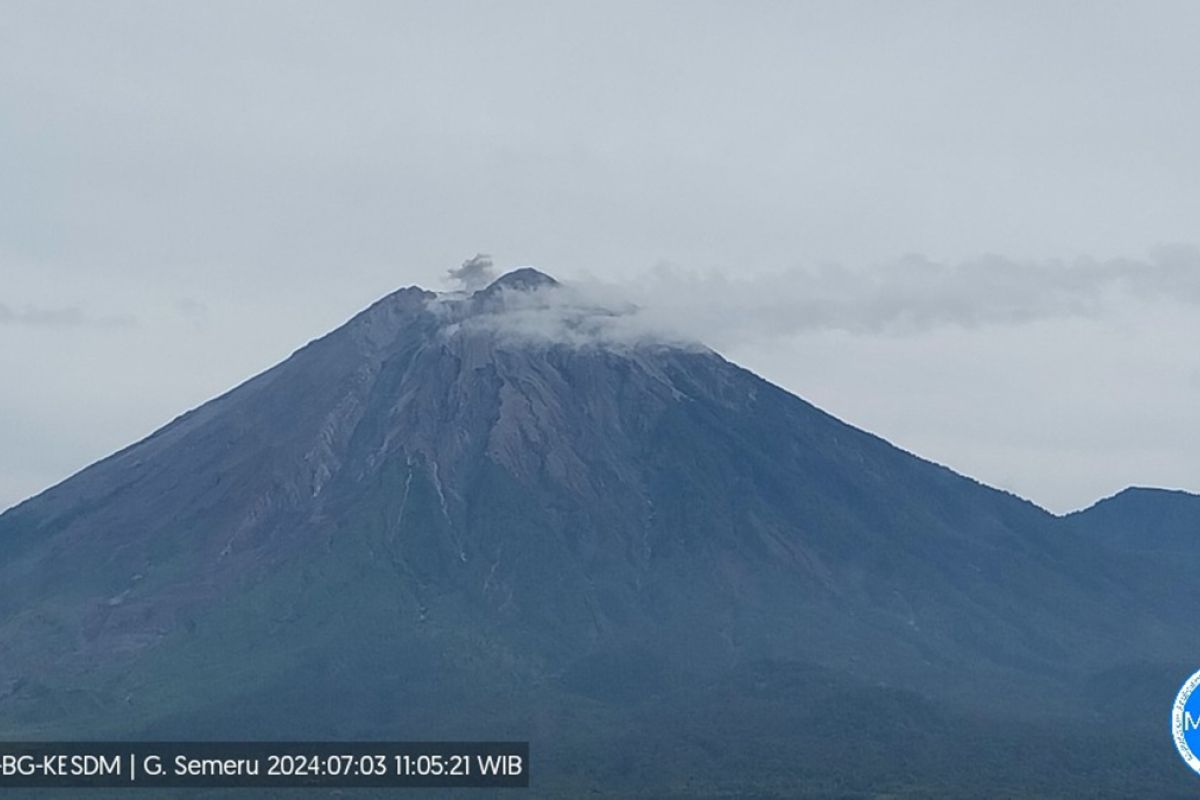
[3,1,1200,513]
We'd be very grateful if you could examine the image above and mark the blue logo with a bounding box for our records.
[1172,669,1200,775]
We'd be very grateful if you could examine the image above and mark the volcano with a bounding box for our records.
[2,269,1197,797]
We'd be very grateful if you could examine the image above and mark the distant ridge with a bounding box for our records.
[1067,485,1200,551]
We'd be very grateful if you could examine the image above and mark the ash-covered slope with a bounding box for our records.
[1,269,1196,795]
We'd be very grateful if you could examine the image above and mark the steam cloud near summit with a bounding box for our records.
[447,254,497,291]
[625,247,1200,342]
[444,247,1200,352]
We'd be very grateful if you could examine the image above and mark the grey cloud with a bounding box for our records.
[438,282,694,351]
[174,298,210,330]
[175,298,208,318]
[446,254,497,292]
[601,248,1200,346]
[0,303,136,329]
[437,248,1200,353]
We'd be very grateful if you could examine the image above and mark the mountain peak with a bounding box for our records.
[481,267,559,294]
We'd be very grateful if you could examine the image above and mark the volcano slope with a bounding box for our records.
[2,269,1197,797]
